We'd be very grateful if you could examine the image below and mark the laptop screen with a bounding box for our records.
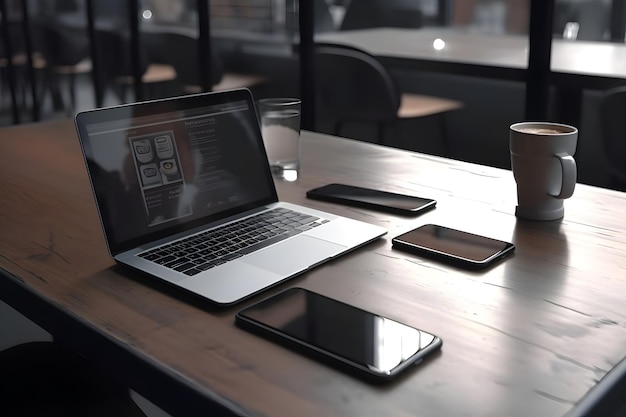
[75,89,277,255]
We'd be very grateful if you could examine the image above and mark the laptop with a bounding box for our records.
[75,88,386,305]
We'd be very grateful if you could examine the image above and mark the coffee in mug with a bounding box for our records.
[510,122,578,221]
[514,126,568,135]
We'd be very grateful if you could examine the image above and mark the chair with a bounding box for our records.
[314,43,462,152]
[29,19,91,113]
[92,29,177,102]
[142,30,265,94]
[599,86,626,191]
[0,20,47,117]
[340,0,423,31]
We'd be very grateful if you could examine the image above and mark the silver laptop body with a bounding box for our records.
[75,89,386,305]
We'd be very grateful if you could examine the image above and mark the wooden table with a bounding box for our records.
[2,119,626,417]
[316,27,626,126]
[316,27,626,84]
[317,27,529,80]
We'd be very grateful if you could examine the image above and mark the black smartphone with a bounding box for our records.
[306,183,436,216]
[392,224,515,269]
[236,287,442,382]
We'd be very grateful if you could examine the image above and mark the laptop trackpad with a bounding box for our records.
[241,235,346,275]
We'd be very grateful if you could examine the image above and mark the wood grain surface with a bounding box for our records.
[1,119,626,417]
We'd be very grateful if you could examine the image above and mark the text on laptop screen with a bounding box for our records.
[78,93,277,254]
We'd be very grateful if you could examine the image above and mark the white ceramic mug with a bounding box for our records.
[510,122,578,221]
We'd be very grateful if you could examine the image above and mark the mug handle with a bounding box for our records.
[552,153,577,199]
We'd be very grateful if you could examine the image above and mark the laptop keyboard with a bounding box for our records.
[137,208,328,276]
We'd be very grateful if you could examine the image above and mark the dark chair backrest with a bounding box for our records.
[599,86,626,188]
[314,43,400,122]
[92,29,149,82]
[0,21,27,58]
[340,0,423,31]
[142,30,224,88]
[29,19,89,66]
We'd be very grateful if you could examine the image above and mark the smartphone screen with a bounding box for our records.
[236,288,442,382]
[392,224,515,269]
[306,183,436,216]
